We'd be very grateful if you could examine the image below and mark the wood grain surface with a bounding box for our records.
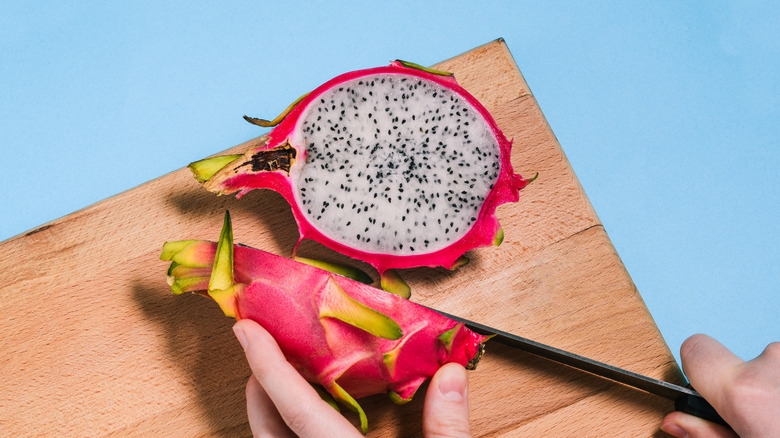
[0,39,684,437]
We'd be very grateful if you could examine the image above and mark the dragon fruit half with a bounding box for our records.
[161,212,491,433]
[190,61,533,284]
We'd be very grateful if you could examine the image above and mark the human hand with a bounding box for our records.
[661,334,780,437]
[233,318,471,437]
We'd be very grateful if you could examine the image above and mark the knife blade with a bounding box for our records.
[430,308,729,428]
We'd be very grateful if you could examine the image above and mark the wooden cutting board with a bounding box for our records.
[0,39,685,437]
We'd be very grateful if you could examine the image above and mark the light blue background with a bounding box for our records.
[2,2,777,368]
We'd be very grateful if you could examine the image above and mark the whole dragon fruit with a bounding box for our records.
[161,212,491,433]
[189,61,533,288]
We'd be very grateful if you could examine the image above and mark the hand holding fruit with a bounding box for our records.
[235,319,472,438]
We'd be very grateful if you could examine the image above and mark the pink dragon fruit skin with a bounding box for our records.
[189,61,533,278]
[161,212,491,433]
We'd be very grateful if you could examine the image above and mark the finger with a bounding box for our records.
[661,411,738,438]
[680,334,743,406]
[423,363,471,438]
[233,319,361,437]
[245,374,297,438]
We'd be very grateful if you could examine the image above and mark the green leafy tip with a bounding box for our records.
[329,382,368,434]
[438,323,464,354]
[293,256,373,284]
[379,270,411,299]
[244,92,310,128]
[319,277,402,340]
[206,211,242,318]
[188,154,242,183]
[395,59,454,76]
[451,255,470,270]
[493,227,505,246]
[209,211,234,292]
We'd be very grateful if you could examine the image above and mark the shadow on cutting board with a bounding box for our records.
[133,279,253,436]
[165,185,300,253]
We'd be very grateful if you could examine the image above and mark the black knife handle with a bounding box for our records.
[674,391,731,429]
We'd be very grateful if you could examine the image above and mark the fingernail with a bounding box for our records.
[233,324,249,351]
[660,422,687,438]
[437,365,466,402]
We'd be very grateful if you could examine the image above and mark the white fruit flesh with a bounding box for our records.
[289,73,501,256]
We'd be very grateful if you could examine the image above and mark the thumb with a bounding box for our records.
[661,411,738,438]
[423,363,471,438]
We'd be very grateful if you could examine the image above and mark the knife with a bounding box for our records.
[430,308,729,429]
